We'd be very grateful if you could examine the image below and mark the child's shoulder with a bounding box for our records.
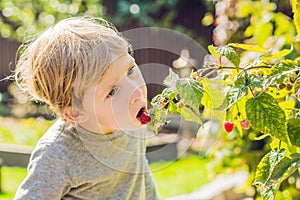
[33,119,85,161]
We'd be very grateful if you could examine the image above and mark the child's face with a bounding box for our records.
[79,53,148,134]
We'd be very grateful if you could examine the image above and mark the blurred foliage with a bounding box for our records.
[108,0,215,46]
[0,0,103,41]
[0,83,56,119]
[0,117,54,146]
[111,0,179,25]
[213,0,299,54]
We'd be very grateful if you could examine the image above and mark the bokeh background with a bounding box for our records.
[0,0,299,199]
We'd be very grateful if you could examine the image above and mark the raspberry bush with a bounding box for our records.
[149,42,300,198]
[148,1,300,198]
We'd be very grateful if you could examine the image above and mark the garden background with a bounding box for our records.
[0,0,299,199]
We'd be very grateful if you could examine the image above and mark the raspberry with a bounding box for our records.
[224,121,234,133]
[240,118,250,130]
[140,111,151,124]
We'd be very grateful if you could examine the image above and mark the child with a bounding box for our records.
[13,16,158,200]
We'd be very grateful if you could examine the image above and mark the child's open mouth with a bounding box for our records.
[136,107,151,125]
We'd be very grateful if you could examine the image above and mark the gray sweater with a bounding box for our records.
[14,119,158,200]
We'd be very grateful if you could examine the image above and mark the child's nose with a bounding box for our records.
[130,87,143,104]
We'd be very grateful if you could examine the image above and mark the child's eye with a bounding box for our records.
[107,87,118,97]
[127,66,136,76]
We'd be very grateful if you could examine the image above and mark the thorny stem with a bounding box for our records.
[278,140,282,150]
[294,71,300,82]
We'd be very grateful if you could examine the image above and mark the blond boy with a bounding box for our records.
[14,17,158,200]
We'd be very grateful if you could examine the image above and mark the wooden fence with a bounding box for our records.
[0,38,20,92]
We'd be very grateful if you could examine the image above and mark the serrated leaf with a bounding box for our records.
[201,78,224,109]
[245,93,288,142]
[292,0,300,35]
[263,60,300,89]
[262,47,293,61]
[163,68,180,89]
[247,74,264,87]
[287,118,300,147]
[254,153,272,187]
[217,86,248,110]
[215,46,240,68]
[228,43,268,53]
[208,45,221,58]
[217,76,250,110]
[179,105,202,124]
[291,153,300,167]
[270,157,296,182]
[176,78,203,112]
[168,101,180,113]
[254,149,286,186]
[258,185,277,200]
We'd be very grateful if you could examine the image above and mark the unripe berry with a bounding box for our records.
[279,83,286,90]
[286,84,293,91]
[240,118,250,130]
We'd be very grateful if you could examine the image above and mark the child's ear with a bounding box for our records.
[62,106,89,123]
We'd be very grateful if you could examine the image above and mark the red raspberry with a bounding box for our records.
[224,121,234,133]
[140,111,151,124]
[240,118,250,130]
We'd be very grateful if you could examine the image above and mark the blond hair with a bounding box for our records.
[15,17,130,116]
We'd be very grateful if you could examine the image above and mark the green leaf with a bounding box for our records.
[270,157,297,182]
[163,68,180,89]
[173,78,204,124]
[216,75,258,110]
[228,43,268,53]
[254,153,272,187]
[258,185,277,200]
[215,46,240,68]
[217,86,248,110]
[291,153,300,167]
[262,47,293,61]
[168,101,180,113]
[292,0,300,35]
[263,60,300,89]
[176,78,203,112]
[287,118,300,147]
[247,74,264,87]
[254,149,286,186]
[245,93,288,142]
[208,45,221,58]
[179,105,202,124]
[254,149,288,199]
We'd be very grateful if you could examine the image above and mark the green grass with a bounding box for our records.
[150,155,210,200]
[0,155,210,200]
[0,166,27,200]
